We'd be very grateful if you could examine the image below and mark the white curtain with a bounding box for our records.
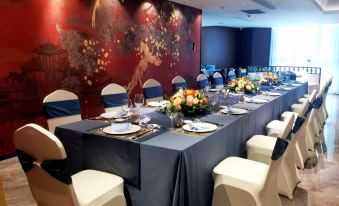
[270,25,339,94]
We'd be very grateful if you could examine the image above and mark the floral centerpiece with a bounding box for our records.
[228,77,256,94]
[261,73,282,85]
[161,89,209,116]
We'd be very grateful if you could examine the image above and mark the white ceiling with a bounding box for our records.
[171,0,339,28]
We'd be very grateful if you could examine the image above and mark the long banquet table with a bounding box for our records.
[55,83,308,206]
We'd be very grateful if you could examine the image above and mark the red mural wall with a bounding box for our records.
[0,0,202,157]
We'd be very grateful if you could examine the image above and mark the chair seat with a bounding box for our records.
[290,104,303,115]
[72,170,125,206]
[266,120,285,137]
[247,135,277,164]
[214,156,269,187]
[281,111,298,122]
[298,97,307,104]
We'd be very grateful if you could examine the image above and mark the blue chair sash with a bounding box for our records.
[101,93,128,108]
[289,72,296,81]
[17,150,71,184]
[312,97,323,109]
[43,99,80,119]
[304,102,313,118]
[292,116,305,134]
[198,79,209,89]
[143,86,163,99]
[172,82,187,92]
[271,138,289,161]
[214,77,223,86]
[228,74,236,80]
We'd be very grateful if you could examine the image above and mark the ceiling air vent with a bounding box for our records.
[252,0,277,10]
[241,9,265,15]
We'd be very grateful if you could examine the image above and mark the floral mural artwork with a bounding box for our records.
[126,41,162,95]
[0,0,201,156]
[87,0,196,94]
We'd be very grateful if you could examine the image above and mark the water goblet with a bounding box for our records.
[166,107,178,128]
[121,98,133,113]
[134,94,144,122]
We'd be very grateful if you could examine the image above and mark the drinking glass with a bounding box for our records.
[166,107,178,128]
[134,94,144,122]
[121,98,133,112]
[239,90,245,103]
[210,93,219,114]
[134,94,144,109]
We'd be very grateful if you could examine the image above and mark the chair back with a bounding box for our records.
[43,90,81,133]
[101,83,128,113]
[197,74,209,90]
[227,68,236,80]
[262,138,289,197]
[13,124,78,206]
[213,72,224,90]
[172,76,187,92]
[278,112,295,139]
[300,89,315,117]
[143,79,163,103]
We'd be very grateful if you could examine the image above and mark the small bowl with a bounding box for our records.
[110,122,131,132]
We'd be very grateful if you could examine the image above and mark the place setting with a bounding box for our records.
[90,95,163,141]
[219,106,249,115]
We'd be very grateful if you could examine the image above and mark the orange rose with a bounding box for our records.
[185,90,193,96]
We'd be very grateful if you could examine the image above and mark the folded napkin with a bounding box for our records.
[189,123,209,131]
[113,111,129,119]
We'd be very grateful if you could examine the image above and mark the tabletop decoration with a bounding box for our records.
[160,89,209,116]
[227,77,256,94]
[261,73,282,85]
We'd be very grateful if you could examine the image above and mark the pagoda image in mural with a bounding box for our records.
[31,42,66,96]
[0,42,68,120]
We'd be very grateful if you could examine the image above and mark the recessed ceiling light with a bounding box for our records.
[220,6,225,10]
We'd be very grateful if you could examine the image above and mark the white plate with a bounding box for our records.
[251,99,268,104]
[147,101,168,107]
[182,122,217,133]
[221,107,248,115]
[102,124,141,135]
[209,88,217,92]
[266,92,282,96]
[281,87,293,91]
[100,112,131,119]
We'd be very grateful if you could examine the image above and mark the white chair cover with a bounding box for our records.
[197,74,209,90]
[43,90,82,133]
[101,83,128,113]
[171,76,187,92]
[143,79,163,104]
[212,138,289,206]
[246,113,298,199]
[13,124,126,206]
[213,72,224,90]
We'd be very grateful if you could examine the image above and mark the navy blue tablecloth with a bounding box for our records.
[55,83,308,206]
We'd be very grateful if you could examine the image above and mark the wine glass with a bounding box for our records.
[210,93,219,114]
[134,94,144,122]
[134,94,144,109]
[121,98,132,112]
[166,107,178,128]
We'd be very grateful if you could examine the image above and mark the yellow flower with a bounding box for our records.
[173,97,182,106]
[246,85,252,91]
